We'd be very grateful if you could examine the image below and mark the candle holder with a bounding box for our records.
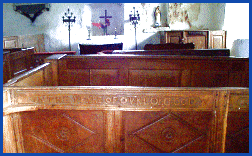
[87,26,91,40]
[62,8,76,51]
[114,28,117,39]
[129,7,140,50]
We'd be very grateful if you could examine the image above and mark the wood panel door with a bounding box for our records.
[187,36,207,49]
[165,31,184,44]
[185,31,208,49]
[20,110,106,153]
[209,30,226,49]
[122,111,214,153]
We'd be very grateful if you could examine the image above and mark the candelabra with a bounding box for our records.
[62,8,76,51]
[114,27,117,39]
[86,26,91,40]
[129,7,140,50]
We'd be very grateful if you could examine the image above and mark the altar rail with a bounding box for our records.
[3,54,249,153]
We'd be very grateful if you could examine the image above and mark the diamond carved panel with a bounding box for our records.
[21,110,105,153]
[123,111,211,153]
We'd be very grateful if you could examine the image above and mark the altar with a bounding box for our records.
[79,35,123,54]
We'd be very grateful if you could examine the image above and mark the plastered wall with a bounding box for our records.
[3,3,248,56]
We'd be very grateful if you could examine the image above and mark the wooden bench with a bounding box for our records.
[3,54,249,153]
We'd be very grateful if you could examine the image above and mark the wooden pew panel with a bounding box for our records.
[123,111,213,153]
[57,55,248,88]
[20,110,105,153]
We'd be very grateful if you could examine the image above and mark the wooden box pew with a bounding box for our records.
[3,48,77,84]
[143,43,195,50]
[3,54,249,153]
[3,47,36,84]
[57,54,248,88]
[34,51,76,65]
[112,49,230,56]
[3,48,23,53]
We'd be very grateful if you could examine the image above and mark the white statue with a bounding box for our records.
[155,6,161,27]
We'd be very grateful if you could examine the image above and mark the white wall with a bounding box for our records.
[3,3,48,36]
[3,3,247,54]
[223,3,249,57]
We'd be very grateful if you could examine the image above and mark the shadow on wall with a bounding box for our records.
[136,33,160,50]
[231,39,249,58]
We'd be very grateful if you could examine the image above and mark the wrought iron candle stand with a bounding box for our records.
[114,27,117,39]
[87,26,91,40]
[129,7,140,50]
[62,8,76,51]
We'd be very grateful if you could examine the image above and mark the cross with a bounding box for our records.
[99,10,112,35]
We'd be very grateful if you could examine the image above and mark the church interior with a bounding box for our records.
[3,3,249,153]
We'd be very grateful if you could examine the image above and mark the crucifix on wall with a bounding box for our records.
[92,10,113,35]
[90,3,124,36]
[99,10,112,35]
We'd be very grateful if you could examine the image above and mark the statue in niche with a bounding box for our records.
[154,6,161,27]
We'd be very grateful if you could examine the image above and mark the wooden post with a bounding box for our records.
[44,54,67,86]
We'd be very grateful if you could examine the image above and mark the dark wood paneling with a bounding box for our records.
[90,69,120,86]
[113,49,230,56]
[57,55,248,88]
[3,48,37,84]
[59,69,90,86]
[191,71,229,87]
[225,112,249,153]
[3,52,11,84]
[129,70,181,87]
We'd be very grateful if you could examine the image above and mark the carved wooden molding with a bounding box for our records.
[4,87,248,116]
